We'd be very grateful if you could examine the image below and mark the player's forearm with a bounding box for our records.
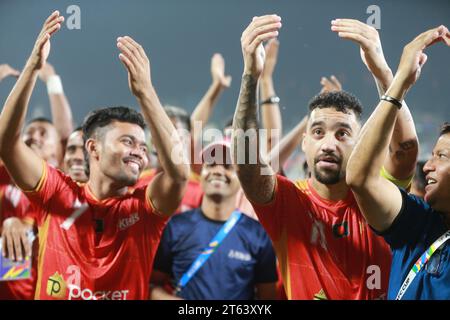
[372,70,419,179]
[190,80,225,144]
[268,115,307,172]
[233,74,275,203]
[260,78,282,152]
[190,80,225,128]
[347,77,408,189]
[0,63,38,154]
[137,88,189,183]
[49,92,74,144]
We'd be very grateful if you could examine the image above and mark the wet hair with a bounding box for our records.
[308,91,363,120]
[81,106,146,176]
[164,105,191,132]
[440,122,450,136]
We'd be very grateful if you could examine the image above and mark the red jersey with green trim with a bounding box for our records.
[26,163,168,300]
[251,175,391,300]
[0,166,37,300]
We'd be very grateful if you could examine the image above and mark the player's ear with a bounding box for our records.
[85,138,100,160]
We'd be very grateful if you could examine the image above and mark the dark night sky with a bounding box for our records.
[1,0,449,157]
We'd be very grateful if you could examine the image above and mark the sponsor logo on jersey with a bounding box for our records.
[46,272,67,299]
[118,212,140,230]
[228,249,251,262]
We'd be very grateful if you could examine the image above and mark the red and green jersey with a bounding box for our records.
[26,162,168,300]
[251,175,392,300]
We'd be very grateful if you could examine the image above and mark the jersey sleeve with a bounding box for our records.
[378,188,445,249]
[21,161,74,222]
[254,228,278,284]
[250,174,304,242]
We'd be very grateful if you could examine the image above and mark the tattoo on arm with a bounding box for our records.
[233,74,275,204]
[233,74,259,131]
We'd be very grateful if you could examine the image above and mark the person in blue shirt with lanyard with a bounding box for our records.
[346,25,450,299]
[150,139,278,300]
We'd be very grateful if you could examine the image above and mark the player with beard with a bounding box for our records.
[232,15,419,299]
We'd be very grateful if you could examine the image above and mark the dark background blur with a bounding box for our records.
[1,0,449,159]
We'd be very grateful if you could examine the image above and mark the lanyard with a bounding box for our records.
[396,230,450,300]
[175,210,242,294]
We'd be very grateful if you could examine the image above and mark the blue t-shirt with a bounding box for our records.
[380,189,450,300]
[153,208,278,300]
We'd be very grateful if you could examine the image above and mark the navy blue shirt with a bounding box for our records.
[380,189,450,300]
[153,208,278,300]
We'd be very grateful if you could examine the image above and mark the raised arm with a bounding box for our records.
[346,25,449,232]
[38,62,74,145]
[117,36,189,216]
[0,64,20,82]
[0,11,64,190]
[190,53,231,144]
[268,115,308,172]
[332,19,419,180]
[260,39,282,153]
[232,15,282,205]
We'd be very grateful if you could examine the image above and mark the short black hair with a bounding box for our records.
[440,122,450,136]
[82,106,146,140]
[164,105,191,132]
[308,91,363,120]
[26,117,53,126]
[81,106,146,177]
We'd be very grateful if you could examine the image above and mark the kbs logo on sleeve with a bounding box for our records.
[46,266,130,300]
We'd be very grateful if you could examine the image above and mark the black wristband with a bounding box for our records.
[260,96,280,105]
[381,95,403,109]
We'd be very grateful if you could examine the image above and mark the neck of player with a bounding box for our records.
[310,177,349,201]
[201,194,237,222]
[87,173,130,200]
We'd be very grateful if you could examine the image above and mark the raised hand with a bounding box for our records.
[211,53,232,88]
[261,39,279,80]
[241,15,282,78]
[38,62,56,83]
[0,64,20,82]
[331,19,392,86]
[395,25,449,92]
[320,75,342,93]
[117,36,152,98]
[28,11,64,70]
